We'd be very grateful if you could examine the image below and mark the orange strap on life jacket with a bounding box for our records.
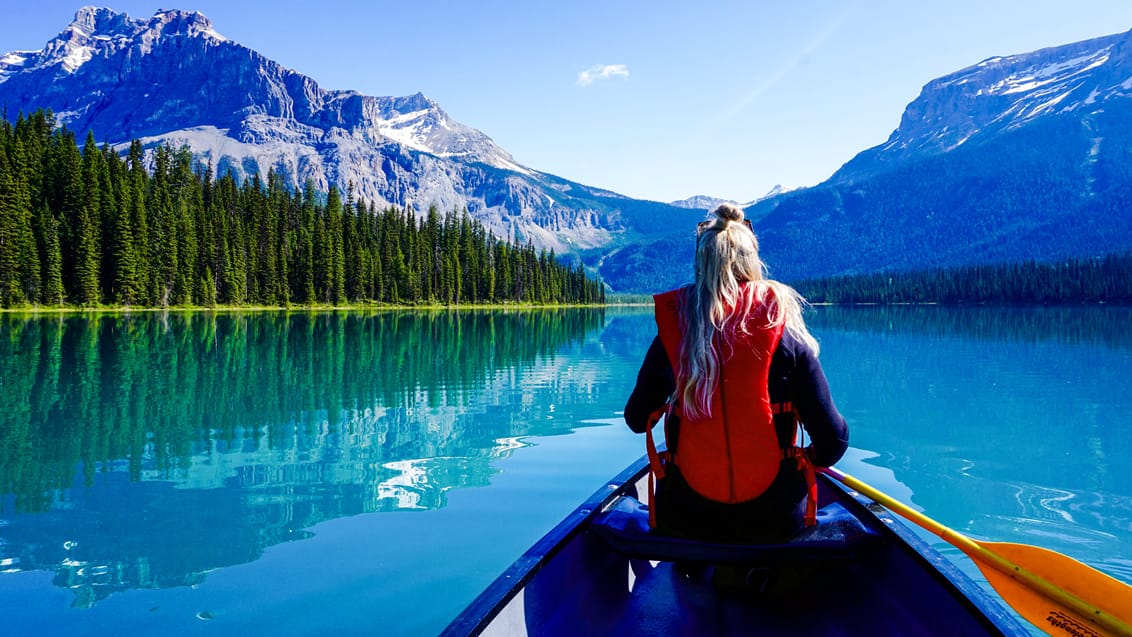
[644,404,669,529]
[780,401,818,527]
[784,446,819,527]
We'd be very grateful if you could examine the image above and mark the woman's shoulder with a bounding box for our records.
[777,328,816,359]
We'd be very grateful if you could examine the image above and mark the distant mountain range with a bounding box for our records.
[3,8,1131,293]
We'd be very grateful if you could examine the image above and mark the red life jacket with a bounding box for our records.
[644,286,817,528]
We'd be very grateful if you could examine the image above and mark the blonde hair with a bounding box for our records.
[679,203,818,419]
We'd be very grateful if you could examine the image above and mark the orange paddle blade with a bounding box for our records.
[969,542,1132,637]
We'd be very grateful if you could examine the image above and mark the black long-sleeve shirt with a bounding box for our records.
[623,330,849,541]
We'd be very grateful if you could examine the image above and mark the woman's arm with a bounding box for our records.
[623,336,676,434]
[791,339,849,467]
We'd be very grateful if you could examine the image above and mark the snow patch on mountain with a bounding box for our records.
[0,6,694,259]
[668,195,731,211]
[834,27,1132,183]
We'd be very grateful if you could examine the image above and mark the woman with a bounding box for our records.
[624,203,848,543]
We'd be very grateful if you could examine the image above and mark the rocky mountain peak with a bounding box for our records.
[69,6,132,36]
[832,27,1132,184]
[0,7,694,260]
[142,8,224,41]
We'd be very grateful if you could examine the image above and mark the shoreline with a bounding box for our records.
[0,302,611,315]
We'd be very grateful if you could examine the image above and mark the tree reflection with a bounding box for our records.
[0,308,606,605]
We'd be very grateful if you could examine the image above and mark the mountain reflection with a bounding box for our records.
[808,304,1132,576]
[0,309,607,606]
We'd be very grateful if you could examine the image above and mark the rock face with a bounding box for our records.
[0,7,694,258]
[833,28,1132,184]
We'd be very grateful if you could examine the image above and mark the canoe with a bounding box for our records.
[441,455,1032,636]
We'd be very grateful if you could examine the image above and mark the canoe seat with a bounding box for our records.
[588,495,882,565]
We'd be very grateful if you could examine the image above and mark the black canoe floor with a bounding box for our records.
[442,457,1031,636]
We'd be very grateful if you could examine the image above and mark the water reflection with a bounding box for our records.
[0,309,608,606]
[809,304,1132,585]
[4,303,1130,623]
[808,303,1132,349]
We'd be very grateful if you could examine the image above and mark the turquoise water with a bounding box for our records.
[0,306,1129,636]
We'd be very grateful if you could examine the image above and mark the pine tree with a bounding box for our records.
[0,150,25,306]
[267,170,290,305]
[149,145,177,306]
[126,141,151,304]
[47,129,84,302]
[326,185,346,304]
[297,180,316,304]
[107,147,138,305]
[197,163,219,306]
[10,139,42,304]
[39,206,64,305]
[74,132,103,306]
[171,147,199,305]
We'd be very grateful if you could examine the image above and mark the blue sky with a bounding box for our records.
[4,2,1132,203]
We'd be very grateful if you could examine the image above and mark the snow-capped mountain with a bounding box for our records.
[668,186,791,213]
[0,7,694,257]
[603,27,1132,290]
[667,195,732,211]
[833,28,1132,184]
[748,26,1132,281]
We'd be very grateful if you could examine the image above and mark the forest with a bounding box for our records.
[792,254,1132,304]
[0,110,605,309]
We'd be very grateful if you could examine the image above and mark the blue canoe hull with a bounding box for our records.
[442,457,1030,636]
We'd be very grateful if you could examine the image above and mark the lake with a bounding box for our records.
[1,305,1130,636]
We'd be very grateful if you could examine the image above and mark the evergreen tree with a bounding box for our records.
[74,132,103,306]
[39,206,64,305]
[149,145,178,306]
[326,185,346,304]
[296,180,317,304]
[46,129,84,303]
[171,147,199,305]
[0,150,25,306]
[10,141,41,303]
[126,141,151,304]
[107,147,138,305]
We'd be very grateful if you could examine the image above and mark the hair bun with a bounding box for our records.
[713,203,744,223]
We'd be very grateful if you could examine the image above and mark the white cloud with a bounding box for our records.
[577,64,629,86]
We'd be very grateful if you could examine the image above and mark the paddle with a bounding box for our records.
[821,466,1132,637]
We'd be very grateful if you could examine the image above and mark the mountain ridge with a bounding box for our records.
[832,28,1132,184]
[0,7,697,258]
[600,25,1132,291]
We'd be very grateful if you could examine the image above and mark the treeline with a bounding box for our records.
[792,253,1132,304]
[803,304,1132,351]
[0,110,605,309]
